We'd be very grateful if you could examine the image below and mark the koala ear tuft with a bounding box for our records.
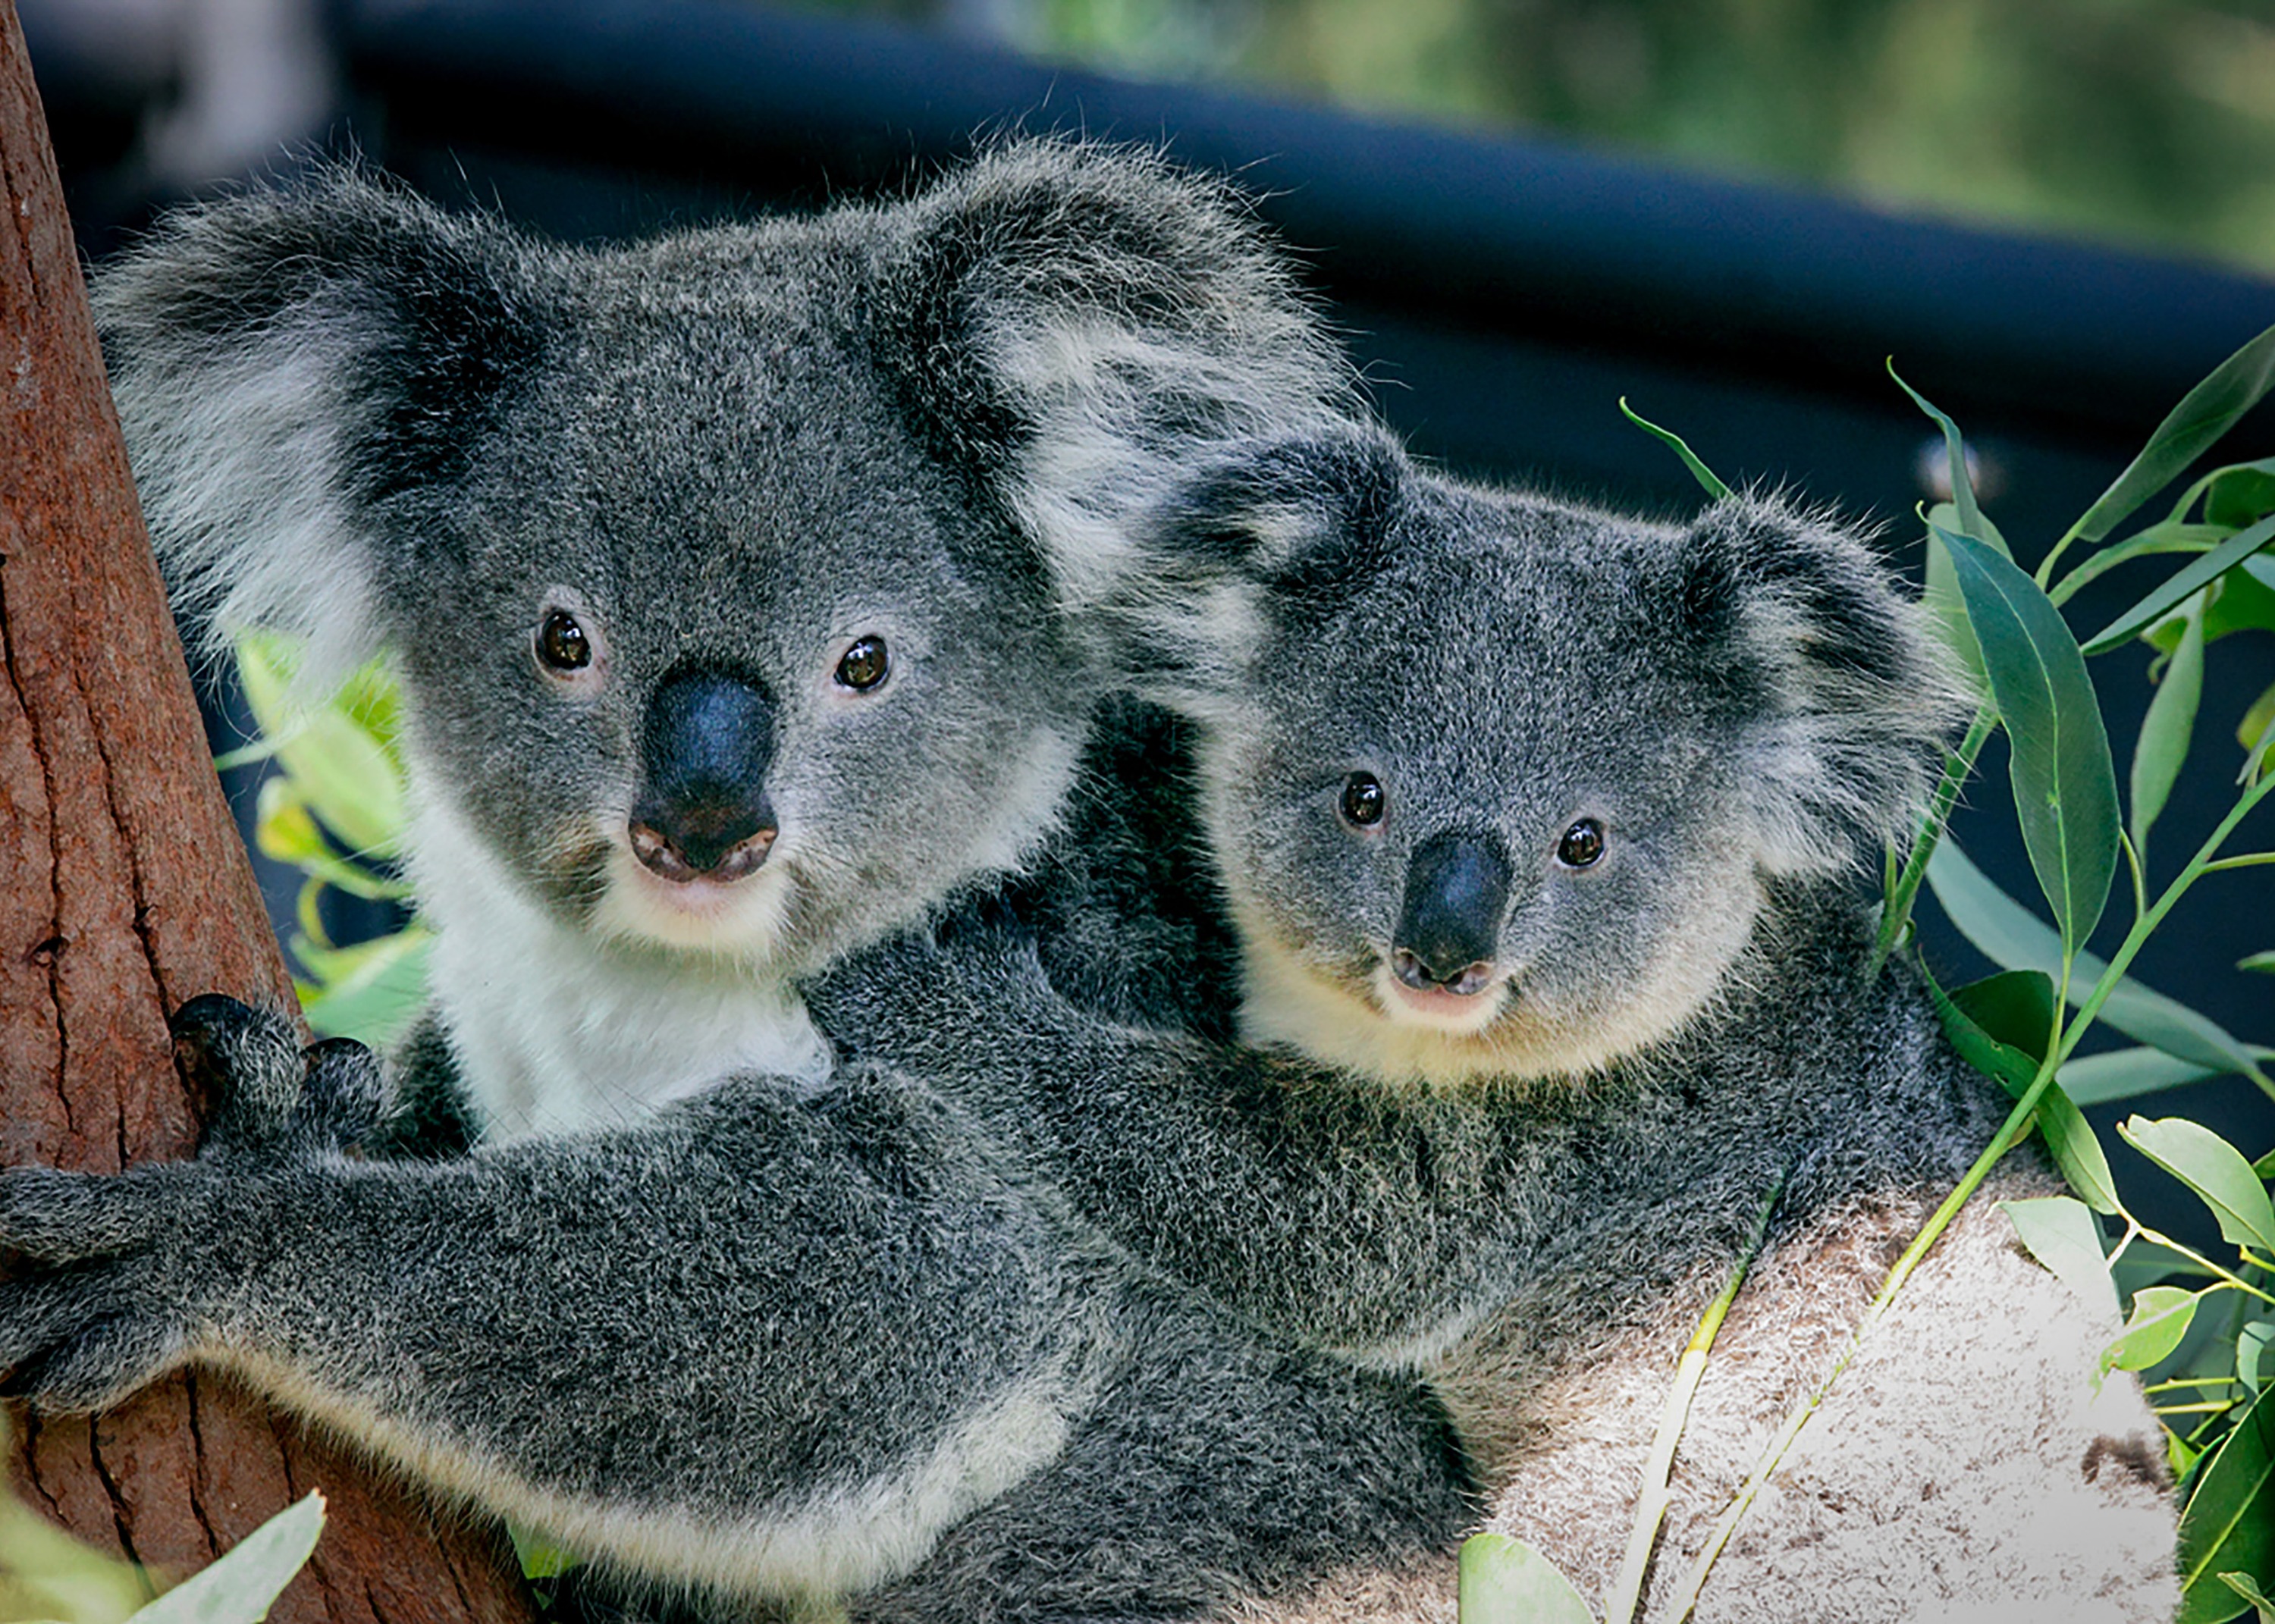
[1108,422,1410,713]
[1683,494,1975,877]
[877,139,1358,611]
[95,165,545,695]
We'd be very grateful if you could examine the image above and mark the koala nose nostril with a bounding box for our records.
[1395,830,1512,995]
[628,804,779,884]
[1391,946,1498,995]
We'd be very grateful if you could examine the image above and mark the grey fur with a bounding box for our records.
[814,424,2179,1618]
[2,147,1470,1620]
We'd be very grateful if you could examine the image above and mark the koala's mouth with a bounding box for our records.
[1375,961,1510,1034]
[592,829,797,959]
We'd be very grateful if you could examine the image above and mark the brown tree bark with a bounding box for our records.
[0,3,535,1617]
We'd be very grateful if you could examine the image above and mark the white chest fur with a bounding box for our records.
[408,798,832,1143]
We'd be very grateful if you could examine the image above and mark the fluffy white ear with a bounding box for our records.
[1678,494,1975,876]
[1100,422,1414,720]
[94,168,544,697]
[881,140,1360,615]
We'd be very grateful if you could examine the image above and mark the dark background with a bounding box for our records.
[25,0,2275,1240]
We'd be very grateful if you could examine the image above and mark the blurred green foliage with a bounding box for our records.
[824,0,2275,277]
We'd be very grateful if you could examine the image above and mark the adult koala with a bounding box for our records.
[0,151,1474,1620]
[817,422,2180,1622]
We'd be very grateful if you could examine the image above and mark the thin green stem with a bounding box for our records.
[2202,852,2275,873]
[2145,1378,2246,1393]
[2132,1237,2275,1308]
[1869,706,1999,979]
[2154,1402,2242,1416]
[1670,766,2275,1620]
[1605,1170,1790,1624]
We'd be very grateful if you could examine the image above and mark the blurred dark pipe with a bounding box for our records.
[347,0,2275,440]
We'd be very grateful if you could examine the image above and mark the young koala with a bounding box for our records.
[0,149,1476,1619]
[815,423,2179,1621]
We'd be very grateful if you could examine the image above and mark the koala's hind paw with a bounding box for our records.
[171,994,386,1153]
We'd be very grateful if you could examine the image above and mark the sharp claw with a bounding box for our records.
[171,995,305,1152]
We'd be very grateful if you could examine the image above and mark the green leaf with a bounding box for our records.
[1922,966,2120,1212]
[1892,364,1985,543]
[2000,1196,2117,1315]
[1932,524,2120,953]
[1617,399,1729,501]
[508,1523,581,1582]
[234,638,408,860]
[2242,681,2275,765]
[2177,1387,2275,1624]
[2084,512,2275,656]
[2062,1046,2220,1105]
[297,930,433,1048]
[2207,466,2275,531]
[1926,842,2265,1080]
[2132,591,2207,855]
[2240,954,2275,977]
[2218,1572,2274,1624]
[127,1491,324,1624]
[2240,1321,2274,1399]
[2120,1117,2275,1256]
[2073,322,2275,548]
[1457,1533,1596,1624]
[2258,1149,2275,1181]
[2101,1284,2200,1375]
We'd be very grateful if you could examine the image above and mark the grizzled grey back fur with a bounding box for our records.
[813,423,2176,1619]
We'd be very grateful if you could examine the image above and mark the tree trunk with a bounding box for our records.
[0,3,535,1617]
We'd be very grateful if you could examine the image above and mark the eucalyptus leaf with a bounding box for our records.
[2242,681,2275,766]
[2000,1196,2117,1315]
[1618,399,1728,501]
[1457,1533,1596,1624]
[1926,842,2264,1080]
[2242,1322,2275,1399]
[298,930,433,1048]
[2207,467,2275,531]
[2118,1116,2275,1256]
[1893,365,1985,542]
[2217,1572,2273,1624]
[2242,954,2275,977]
[1933,524,2120,953]
[2061,1047,2220,1105]
[2132,592,2207,855]
[2176,1387,2275,1624]
[2152,560,2275,653]
[2084,513,2275,657]
[1922,966,2119,1212]
[2101,1284,2200,1375]
[1923,513,1985,681]
[2073,322,2275,548]
[127,1492,324,1624]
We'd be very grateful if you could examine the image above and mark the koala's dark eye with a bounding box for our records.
[535,610,592,672]
[1557,818,1606,869]
[836,636,890,692]
[1340,772,1385,829]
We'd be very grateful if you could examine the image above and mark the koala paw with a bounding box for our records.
[0,1162,202,1412]
[172,993,388,1155]
[0,995,375,1415]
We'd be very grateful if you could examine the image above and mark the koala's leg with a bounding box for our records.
[850,1283,1478,1624]
[0,1002,1112,1609]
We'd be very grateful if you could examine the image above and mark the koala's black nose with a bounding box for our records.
[631,665,779,883]
[1393,832,1510,995]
